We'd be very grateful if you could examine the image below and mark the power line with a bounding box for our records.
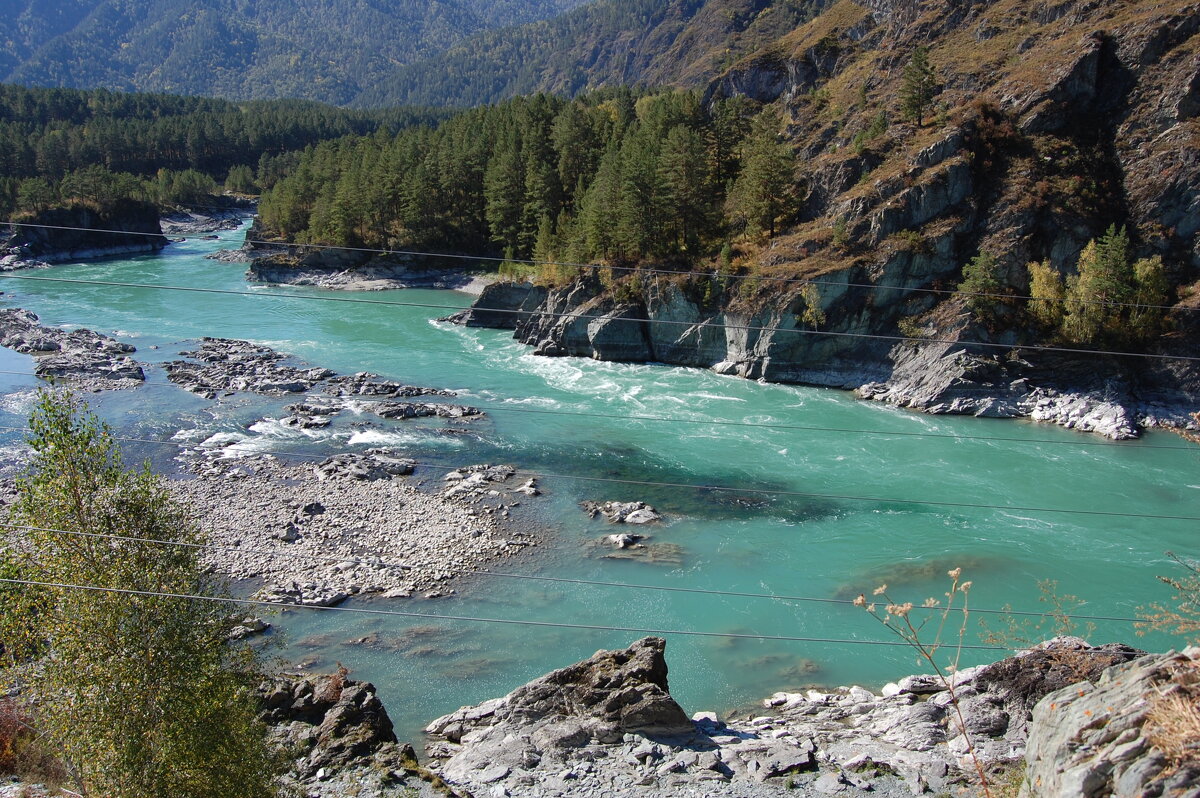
[0,522,1143,623]
[1,271,1197,363]
[0,575,1026,652]
[0,424,1195,521]
[2,219,1190,313]
[0,371,1193,451]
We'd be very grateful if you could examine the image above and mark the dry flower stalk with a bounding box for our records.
[856,568,992,797]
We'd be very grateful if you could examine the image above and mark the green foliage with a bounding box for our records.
[0,82,446,215]
[958,251,1004,324]
[1027,259,1066,330]
[851,111,888,154]
[890,229,927,253]
[225,164,258,195]
[57,164,147,210]
[900,46,938,126]
[798,283,825,328]
[14,178,56,213]
[1061,226,1168,345]
[0,392,279,798]
[260,89,789,266]
[831,217,850,251]
[727,108,795,239]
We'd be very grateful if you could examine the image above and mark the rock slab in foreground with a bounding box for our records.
[424,636,1150,798]
[259,672,446,797]
[1021,646,1200,798]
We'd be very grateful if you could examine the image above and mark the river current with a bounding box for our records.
[0,223,1195,741]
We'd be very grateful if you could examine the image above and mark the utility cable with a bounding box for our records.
[0,271,1196,363]
[2,219,1190,313]
[0,373,1193,451]
[0,423,1195,522]
[0,521,1144,624]
[0,575,1037,652]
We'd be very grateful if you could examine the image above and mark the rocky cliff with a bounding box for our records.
[0,201,167,269]
[420,636,1187,797]
[452,0,1200,439]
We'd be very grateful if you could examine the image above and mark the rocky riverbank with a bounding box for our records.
[420,636,1198,798]
[0,307,145,390]
[170,451,539,606]
[447,278,1200,441]
[259,671,454,798]
[0,201,167,270]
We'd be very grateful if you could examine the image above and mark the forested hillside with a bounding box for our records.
[356,0,830,107]
[256,89,784,266]
[0,0,588,105]
[0,84,446,216]
[257,0,1200,431]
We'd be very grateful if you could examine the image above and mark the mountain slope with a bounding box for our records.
[355,0,830,107]
[449,0,1200,435]
[0,0,588,105]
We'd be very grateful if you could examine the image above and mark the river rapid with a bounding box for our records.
[0,222,1195,742]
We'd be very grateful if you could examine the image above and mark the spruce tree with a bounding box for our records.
[900,47,938,126]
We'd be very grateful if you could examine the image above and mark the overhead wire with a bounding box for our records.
[0,270,1197,363]
[0,369,1193,451]
[0,575,1100,653]
[0,423,1195,520]
[2,219,1191,313]
[0,521,1144,623]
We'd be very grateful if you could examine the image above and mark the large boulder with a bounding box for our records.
[1021,646,1200,798]
[425,637,694,785]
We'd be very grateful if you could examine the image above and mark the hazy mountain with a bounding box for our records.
[354,0,830,107]
[0,0,589,105]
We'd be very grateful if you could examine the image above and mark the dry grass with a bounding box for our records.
[1145,687,1200,768]
[0,700,66,786]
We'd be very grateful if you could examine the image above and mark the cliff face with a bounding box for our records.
[0,201,167,268]
[456,0,1200,437]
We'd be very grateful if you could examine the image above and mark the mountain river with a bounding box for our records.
[0,222,1195,742]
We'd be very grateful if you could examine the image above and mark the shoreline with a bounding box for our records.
[170,452,544,606]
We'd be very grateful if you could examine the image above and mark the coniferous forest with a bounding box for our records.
[0,84,447,216]
[257,89,791,267]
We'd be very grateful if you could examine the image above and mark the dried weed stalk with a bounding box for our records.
[855,567,992,797]
[1137,552,1200,645]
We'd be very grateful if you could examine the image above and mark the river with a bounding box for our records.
[0,222,1195,742]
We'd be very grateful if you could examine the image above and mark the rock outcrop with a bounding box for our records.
[0,307,145,390]
[0,201,166,269]
[1021,646,1200,798]
[259,671,446,798]
[423,636,1149,797]
[445,0,1200,440]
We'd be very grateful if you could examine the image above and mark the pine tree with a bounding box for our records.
[658,125,712,253]
[727,109,794,238]
[900,47,938,126]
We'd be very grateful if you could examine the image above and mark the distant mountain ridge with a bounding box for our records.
[354,0,830,108]
[0,0,589,105]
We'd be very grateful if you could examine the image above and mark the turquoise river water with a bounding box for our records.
[0,222,1196,742]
